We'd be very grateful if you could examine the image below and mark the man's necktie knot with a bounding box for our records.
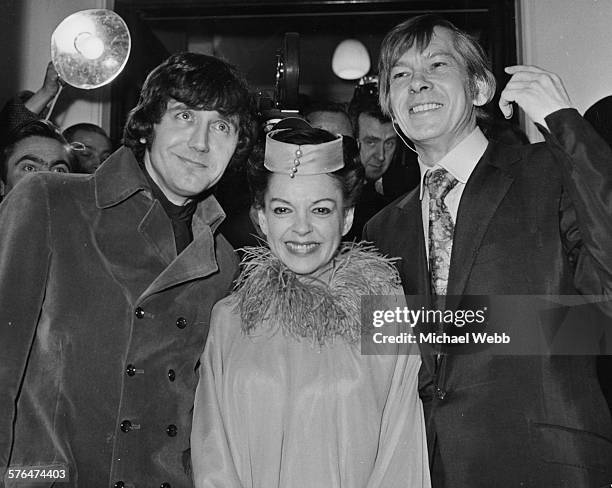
[426,168,458,202]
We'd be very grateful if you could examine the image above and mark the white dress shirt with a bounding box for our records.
[418,127,489,260]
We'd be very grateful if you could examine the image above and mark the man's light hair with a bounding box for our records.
[378,14,496,117]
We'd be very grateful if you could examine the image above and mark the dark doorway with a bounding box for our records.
[111,0,517,141]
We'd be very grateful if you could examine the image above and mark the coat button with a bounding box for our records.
[175,317,187,329]
[168,369,176,382]
[120,420,132,433]
[126,364,136,376]
[114,482,125,488]
[160,483,171,488]
[435,387,446,400]
[166,424,177,437]
[135,307,145,319]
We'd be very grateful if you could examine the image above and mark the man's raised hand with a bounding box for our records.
[499,65,572,129]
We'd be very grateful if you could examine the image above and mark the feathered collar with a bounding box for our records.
[233,242,401,345]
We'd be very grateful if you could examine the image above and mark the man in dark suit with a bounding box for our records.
[345,90,398,240]
[344,85,421,241]
[364,14,612,487]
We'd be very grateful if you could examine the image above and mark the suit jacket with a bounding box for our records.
[364,109,612,487]
[345,182,391,242]
[345,150,422,242]
[0,147,238,487]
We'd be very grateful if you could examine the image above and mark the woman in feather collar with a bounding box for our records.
[191,121,429,487]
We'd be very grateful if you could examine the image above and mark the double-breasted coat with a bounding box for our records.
[364,109,612,486]
[0,147,238,487]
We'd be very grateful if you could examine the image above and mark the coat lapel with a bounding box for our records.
[93,150,228,300]
[138,200,177,267]
[139,195,226,299]
[94,147,176,270]
[447,142,521,296]
[139,227,218,299]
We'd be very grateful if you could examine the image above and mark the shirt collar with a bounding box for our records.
[418,126,489,200]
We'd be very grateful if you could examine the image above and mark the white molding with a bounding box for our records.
[515,0,543,142]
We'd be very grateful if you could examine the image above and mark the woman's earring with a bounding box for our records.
[139,137,147,144]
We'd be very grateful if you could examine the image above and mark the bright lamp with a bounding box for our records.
[331,39,370,80]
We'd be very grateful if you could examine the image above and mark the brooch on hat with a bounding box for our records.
[264,128,344,177]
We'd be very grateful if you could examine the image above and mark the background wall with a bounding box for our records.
[517,0,612,141]
[0,0,114,132]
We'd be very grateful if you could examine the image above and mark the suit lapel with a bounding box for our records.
[391,192,438,377]
[447,142,521,296]
[392,191,430,296]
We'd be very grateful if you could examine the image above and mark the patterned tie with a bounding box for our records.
[426,168,459,296]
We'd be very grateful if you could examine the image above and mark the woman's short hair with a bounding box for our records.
[378,14,496,117]
[123,52,257,167]
[248,127,364,209]
[1,119,74,182]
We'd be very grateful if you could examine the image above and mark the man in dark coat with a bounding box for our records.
[364,14,612,487]
[0,52,255,487]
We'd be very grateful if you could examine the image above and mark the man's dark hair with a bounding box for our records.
[303,101,349,119]
[63,123,110,142]
[123,52,257,167]
[1,119,74,183]
[348,88,391,139]
[302,101,353,137]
